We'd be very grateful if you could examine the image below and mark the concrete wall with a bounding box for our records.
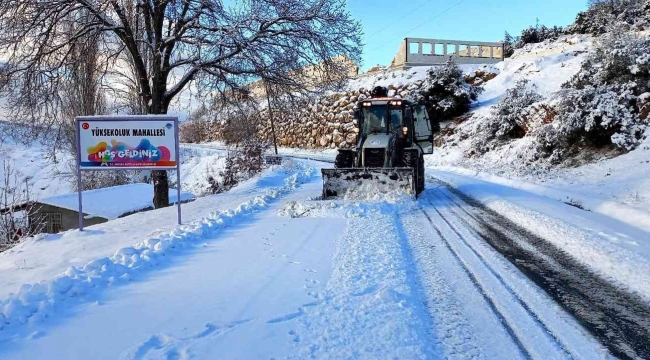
[32,204,107,233]
[393,38,504,69]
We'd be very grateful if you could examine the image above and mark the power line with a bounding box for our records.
[402,0,468,37]
[364,0,438,40]
[366,0,468,54]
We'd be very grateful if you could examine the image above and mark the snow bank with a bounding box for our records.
[178,146,227,196]
[0,164,317,336]
[429,123,650,225]
[434,165,650,234]
[278,197,417,219]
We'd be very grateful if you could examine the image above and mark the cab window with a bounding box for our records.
[362,106,388,135]
[389,108,402,134]
[414,105,431,139]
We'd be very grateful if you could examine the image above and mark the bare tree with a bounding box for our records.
[59,14,109,157]
[0,161,43,252]
[0,0,362,208]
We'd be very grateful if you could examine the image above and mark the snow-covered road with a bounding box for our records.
[0,160,648,359]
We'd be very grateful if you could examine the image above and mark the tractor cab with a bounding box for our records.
[354,98,434,156]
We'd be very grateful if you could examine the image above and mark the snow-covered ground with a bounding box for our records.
[429,35,593,174]
[427,169,650,302]
[0,32,648,360]
[432,137,650,235]
[0,157,647,359]
[0,138,72,200]
[183,141,339,164]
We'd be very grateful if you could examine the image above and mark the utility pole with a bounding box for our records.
[264,80,279,155]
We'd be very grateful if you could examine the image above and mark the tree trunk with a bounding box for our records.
[152,169,169,209]
[150,96,170,209]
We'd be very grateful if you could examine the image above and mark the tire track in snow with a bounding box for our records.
[428,190,576,359]
[418,203,533,360]
[433,181,650,360]
[398,209,486,359]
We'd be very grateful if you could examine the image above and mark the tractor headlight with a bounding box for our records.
[402,127,408,136]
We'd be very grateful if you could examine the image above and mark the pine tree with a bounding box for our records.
[415,58,484,123]
[504,32,515,57]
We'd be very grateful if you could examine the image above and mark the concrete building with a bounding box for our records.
[391,38,504,69]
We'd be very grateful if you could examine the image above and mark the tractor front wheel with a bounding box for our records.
[402,150,421,195]
[335,151,354,168]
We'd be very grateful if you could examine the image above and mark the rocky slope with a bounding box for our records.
[208,66,496,149]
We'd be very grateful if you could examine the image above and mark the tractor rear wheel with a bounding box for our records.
[335,151,354,168]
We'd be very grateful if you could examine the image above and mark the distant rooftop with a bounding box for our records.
[40,184,194,220]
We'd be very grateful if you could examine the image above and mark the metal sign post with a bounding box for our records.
[75,115,182,231]
[174,119,182,226]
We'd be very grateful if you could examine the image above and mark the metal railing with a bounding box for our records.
[392,38,504,69]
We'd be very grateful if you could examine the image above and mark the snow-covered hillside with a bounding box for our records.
[418,35,650,226]
[429,35,593,168]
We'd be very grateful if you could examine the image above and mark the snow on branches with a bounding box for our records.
[553,31,650,151]
[414,58,483,124]
[569,0,650,35]
[488,79,544,140]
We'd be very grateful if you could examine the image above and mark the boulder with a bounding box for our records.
[319,134,332,147]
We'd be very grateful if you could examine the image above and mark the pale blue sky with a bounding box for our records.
[347,0,588,70]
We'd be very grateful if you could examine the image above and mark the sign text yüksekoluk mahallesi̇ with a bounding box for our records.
[78,119,178,169]
[90,128,167,137]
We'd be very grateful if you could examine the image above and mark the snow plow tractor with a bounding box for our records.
[322,86,435,199]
